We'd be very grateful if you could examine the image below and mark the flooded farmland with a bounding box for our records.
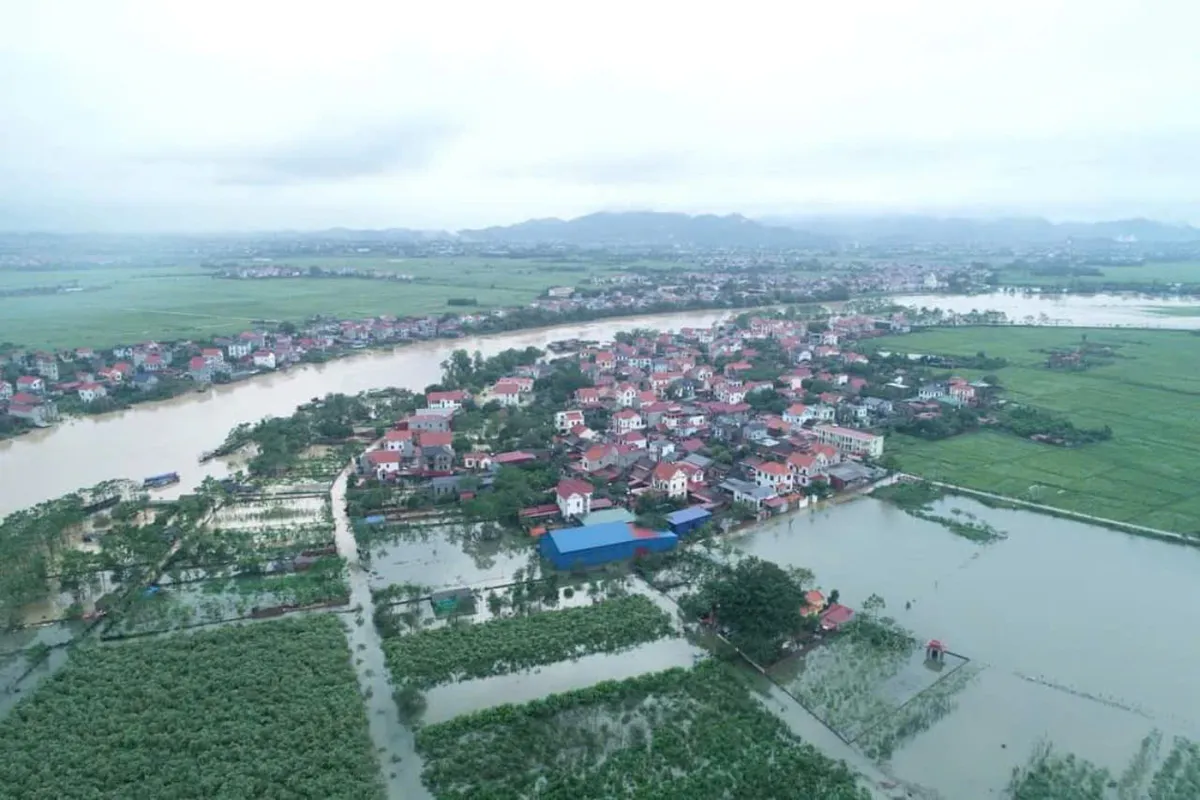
[733,495,1200,797]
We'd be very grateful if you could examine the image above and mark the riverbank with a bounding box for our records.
[0,307,744,516]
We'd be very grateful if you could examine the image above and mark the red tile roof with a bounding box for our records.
[418,431,453,447]
[556,478,594,499]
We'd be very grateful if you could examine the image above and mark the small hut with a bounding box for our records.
[926,639,947,662]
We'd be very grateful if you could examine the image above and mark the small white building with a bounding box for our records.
[555,409,585,433]
[556,478,593,519]
[77,382,107,403]
[252,350,277,370]
[651,462,689,499]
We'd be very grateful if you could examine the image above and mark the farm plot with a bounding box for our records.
[104,557,350,637]
[361,519,536,594]
[382,594,676,690]
[854,661,981,762]
[168,494,335,575]
[0,616,383,799]
[415,659,870,799]
[771,618,967,744]
[103,494,348,637]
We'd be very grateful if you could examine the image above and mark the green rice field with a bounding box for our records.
[0,256,647,350]
[997,260,1200,287]
[873,327,1200,533]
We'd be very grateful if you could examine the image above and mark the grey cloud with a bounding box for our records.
[158,117,460,186]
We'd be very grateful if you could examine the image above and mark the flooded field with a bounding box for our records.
[732,495,1200,796]
[363,520,538,595]
[422,637,704,725]
[110,491,347,638]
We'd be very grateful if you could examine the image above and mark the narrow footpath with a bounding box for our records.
[330,465,431,800]
[916,477,1197,545]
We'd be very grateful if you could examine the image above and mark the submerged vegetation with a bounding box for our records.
[854,662,981,761]
[0,616,382,799]
[416,659,870,799]
[383,594,675,689]
[874,481,1007,543]
[1005,733,1200,800]
[779,617,922,743]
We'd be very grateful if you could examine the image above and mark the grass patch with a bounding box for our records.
[0,256,632,350]
[0,616,382,799]
[383,594,674,689]
[415,659,870,799]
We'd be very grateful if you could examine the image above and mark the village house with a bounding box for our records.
[575,387,601,406]
[420,443,455,472]
[462,451,493,470]
[612,408,645,434]
[34,354,59,381]
[651,461,689,499]
[783,403,812,426]
[948,377,977,405]
[252,350,277,370]
[77,382,107,403]
[554,409,585,433]
[188,357,213,383]
[754,461,793,493]
[15,375,44,394]
[614,383,638,407]
[814,424,885,459]
[201,348,224,366]
[382,428,415,454]
[786,451,830,487]
[0,380,11,401]
[720,477,776,509]
[403,411,452,433]
[918,382,945,401]
[488,381,522,407]
[426,390,468,410]
[556,478,594,519]
[362,449,402,479]
[581,443,617,472]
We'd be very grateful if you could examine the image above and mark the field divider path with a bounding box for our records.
[331,457,432,800]
[907,476,1199,546]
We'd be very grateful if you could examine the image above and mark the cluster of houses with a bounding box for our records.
[354,314,903,539]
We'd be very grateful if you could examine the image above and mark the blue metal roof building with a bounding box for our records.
[665,506,712,537]
[540,521,678,570]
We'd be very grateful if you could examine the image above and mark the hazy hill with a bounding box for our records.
[757,214,1200,245]
[458,211,832,248]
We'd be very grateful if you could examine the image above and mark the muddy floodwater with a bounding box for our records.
[0,310,737,517]
[894,290,1200,328]
[734,496,1200,796]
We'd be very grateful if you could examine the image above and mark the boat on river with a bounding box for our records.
[142,472,180,489]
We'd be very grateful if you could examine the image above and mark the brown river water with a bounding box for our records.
[0,310,734,517]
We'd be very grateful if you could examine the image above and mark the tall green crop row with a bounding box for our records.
[0,616,383,800]
[383,594,675,688]
[415,659,870,799]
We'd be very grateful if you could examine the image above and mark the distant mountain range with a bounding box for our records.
[458,212,833,248]
[758,215,1200,245]
[457,211,1200,247]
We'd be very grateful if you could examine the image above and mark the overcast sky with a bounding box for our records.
[2,1,1198,231]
